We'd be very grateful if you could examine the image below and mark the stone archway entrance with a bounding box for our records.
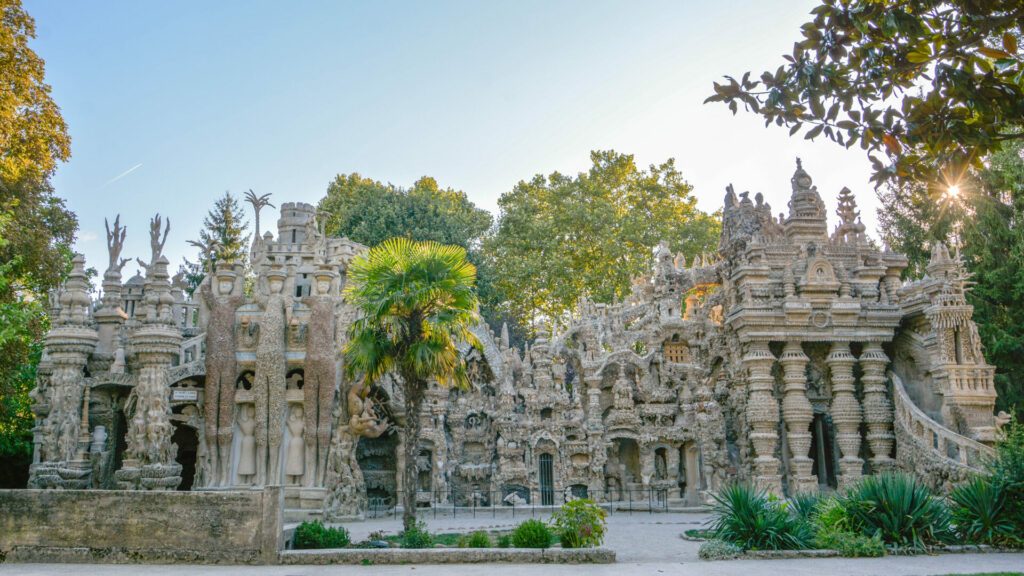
[171,423,198,491]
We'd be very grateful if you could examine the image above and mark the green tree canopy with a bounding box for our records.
[0,0,76,469]
[879,138,1024,418]
[182,191,250,293]
[482,150,720,334]
[318,173,492,248]
[343,238,479,530]
[317,172,504,332]
[707,0,1024,187]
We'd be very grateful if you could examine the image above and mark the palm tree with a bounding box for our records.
[343,237,480,531]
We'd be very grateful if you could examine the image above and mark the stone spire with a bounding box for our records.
[831,187,867,244]
[784,158,828,243]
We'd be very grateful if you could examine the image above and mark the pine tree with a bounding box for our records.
[183,192,250,293]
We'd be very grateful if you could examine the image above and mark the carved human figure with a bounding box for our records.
[285,404,305,484]
[301,269,338,486]
[347,381,390,439]
[253,268,290,485]
[655,450,667,480]
[200,265,243,486]
[237,404,257,484]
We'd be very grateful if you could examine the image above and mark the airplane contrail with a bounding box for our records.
[100,163,143,188]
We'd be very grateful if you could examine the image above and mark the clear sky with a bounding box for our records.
[27,0,881,275]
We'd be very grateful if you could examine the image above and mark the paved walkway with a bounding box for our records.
[4,513,1022,575]
[5,554,1023,576]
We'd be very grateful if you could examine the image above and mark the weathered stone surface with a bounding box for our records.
[0,487,283,565]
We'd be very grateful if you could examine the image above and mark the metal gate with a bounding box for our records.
[539,453,554,505]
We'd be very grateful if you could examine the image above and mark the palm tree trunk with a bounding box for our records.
[401,376,424,532]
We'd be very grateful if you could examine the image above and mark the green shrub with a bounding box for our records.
[708,483,813,550]
[950,476,1018,546]
[813,496,851,534]
[815,528,885,557]
[292,520,350,549]
[988,418,1024,544]
[550,498,608,548]
[842,472,951,550]
[698,539,743,560]
[399,520,433,549]
[496,534,512,548]
[511,519,553,549]
[466,531,492,548]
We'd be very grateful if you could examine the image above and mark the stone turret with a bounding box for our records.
[784,159,828,244]
[277,202,317,245]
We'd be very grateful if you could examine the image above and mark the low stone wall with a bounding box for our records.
[280,547,616,564]
[0,487,283,564]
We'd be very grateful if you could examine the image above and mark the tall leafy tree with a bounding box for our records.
[344,238,479,531]
[0,0,77,474]
[182,191,250,293]
[317,172,504,331]
[319,173,492,248]
[879,139,1024,418]
[707,0,1024,188]
[482,150,720,334]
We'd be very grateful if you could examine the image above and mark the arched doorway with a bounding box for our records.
[172,423,199,491]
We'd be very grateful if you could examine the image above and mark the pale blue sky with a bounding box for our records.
[28,0,880,274]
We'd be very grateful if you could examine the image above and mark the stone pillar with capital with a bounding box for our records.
[28,255,99,489]
[115,227,183,490]
[780,341,815,493]
[742,342,781,493]
[860,343,895,472]
[827,342,863,488]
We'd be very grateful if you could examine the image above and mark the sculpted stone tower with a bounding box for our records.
[115,215,183,490]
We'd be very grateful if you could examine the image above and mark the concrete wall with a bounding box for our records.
[0,486,283,564]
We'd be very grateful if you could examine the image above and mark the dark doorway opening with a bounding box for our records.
[809,413,838,490]
[172,423,198,491]
[539,453,554,505]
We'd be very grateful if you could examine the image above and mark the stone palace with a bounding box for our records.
[26,161,1007,520]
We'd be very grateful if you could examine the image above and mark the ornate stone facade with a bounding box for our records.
[28,161,1006,515]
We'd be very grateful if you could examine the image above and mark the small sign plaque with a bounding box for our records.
[172,389,198,402]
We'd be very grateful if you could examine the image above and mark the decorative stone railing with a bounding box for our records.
[179,332,205,365]
[889,371,993,474]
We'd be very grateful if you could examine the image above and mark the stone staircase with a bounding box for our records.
[889,371,994,490]
[284,487,328,523]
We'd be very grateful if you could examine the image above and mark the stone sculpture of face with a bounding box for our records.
[269,278,284,294]
[290,404,302,419]
[316,279,331,295]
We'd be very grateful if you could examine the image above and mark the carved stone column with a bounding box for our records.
[115,254,183,490]
[742,342,781,493]
[28,255,98,489]
[780,341,815,493]
[827,342,862,487]
[860,343,895,471]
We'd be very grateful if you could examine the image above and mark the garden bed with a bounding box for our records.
[279,547,616,564]
[700,544,1023,561]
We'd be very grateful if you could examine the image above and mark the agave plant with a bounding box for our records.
[950,476,1018,546]
[842,473,951,550]
[788,492,822,521]
[707,483,813,551]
